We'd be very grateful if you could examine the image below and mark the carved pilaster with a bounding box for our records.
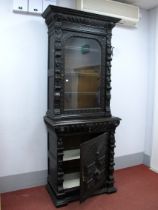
[57,137,64,193]
[54,21,63,115]
[106,130,116,192]
[105,29,113,116]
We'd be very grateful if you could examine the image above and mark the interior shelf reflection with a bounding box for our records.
[65,92,98,95]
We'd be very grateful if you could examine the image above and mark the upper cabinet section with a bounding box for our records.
[42,6,120,120]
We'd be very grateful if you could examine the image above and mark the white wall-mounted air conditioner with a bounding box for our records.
[76,0,140,27]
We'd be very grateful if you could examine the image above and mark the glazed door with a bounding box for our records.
[64,36,101,110]
[61,33,108,118]
[80,133,108,202]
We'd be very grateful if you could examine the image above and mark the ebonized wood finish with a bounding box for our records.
[42,5,121,207]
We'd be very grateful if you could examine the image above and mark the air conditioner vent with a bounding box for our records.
[76,0,140,27]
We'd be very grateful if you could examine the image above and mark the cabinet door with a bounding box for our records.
[80,133,108,202]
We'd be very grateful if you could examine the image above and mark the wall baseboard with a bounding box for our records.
[0,170,47,193]
[150,167,158,173]
[115,152,144,170]
[143,153,150,167]
[0,152,150,193]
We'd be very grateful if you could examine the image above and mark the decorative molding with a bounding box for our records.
[44,116,120,134]
[42,6,119,28]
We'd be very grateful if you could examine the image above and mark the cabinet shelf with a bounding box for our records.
[63,149,80,161]
[63,172,80,189]
[65,92,97,95]
[65,72,100,76]
[65,46,100,52]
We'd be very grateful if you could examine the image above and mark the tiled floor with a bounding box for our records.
[2,165,158,210]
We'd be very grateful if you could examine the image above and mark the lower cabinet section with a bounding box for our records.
[45,117,120,207]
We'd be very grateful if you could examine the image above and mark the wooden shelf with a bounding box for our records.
[65,92,97,95]
[63,149,80,161]
[65,46,99,52]
[63,172,80,189]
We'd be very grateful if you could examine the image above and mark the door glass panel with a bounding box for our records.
[64,37,101,110]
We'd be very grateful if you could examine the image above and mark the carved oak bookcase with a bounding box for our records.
[42,5,121,207]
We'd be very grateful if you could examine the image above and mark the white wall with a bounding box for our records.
[0,0,149,178]
[144,8,157,156]
[150,8,158,171]
[112,9,149,157]
[0,0,48,177]
[58,0,76,8]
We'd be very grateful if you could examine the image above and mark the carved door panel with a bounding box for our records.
[80,133,108,202]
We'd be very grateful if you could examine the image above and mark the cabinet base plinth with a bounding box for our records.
[47,184,79,207]
[47,183,117,207]
[105,186,117,194]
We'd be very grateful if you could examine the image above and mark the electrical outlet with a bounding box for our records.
[28,0,43,14]
[13,0,28,12]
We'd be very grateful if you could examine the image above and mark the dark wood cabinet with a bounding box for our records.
[42,5,121,207]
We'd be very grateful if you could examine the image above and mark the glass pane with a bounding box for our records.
[64,37,101,110]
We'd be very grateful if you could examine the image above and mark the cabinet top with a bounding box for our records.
[42,5,120,26]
